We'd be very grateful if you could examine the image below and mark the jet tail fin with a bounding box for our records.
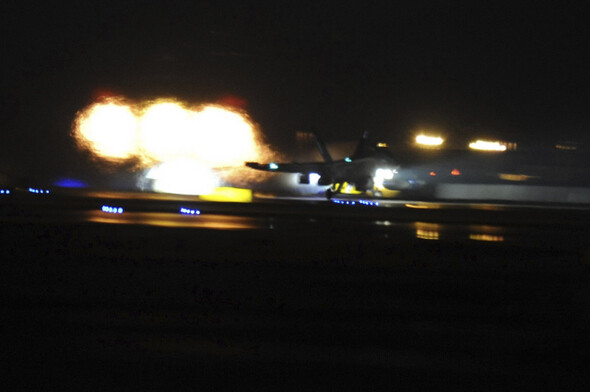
[313,132,333,162]
[351,130,372,158]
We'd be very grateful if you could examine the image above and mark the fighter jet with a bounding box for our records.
[245,131,399,199]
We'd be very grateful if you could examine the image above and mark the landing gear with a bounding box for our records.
[326,183,342,200]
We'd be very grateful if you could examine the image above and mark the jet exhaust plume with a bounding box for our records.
[72,97,139,162]
[72,95,280,192]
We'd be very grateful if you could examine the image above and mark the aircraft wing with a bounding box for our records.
[245,161,328,174]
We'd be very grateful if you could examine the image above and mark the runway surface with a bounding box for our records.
[2,189,590,390]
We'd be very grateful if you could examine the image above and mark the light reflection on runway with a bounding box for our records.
[86,210,265,230]
[2,187,590,251]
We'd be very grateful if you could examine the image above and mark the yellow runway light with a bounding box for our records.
[199,187,253,202]
[416,134,444,147]
[469,140,506,151]
[469,233,504,242]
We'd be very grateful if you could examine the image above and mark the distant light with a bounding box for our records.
[555,144,577,151]
[0,189,10,195]
[416,229,439,240]
[469,233,504,242]
[344,157,352,163]
[101,205,124,214]
[469,140,506,151]
[415,222,440,240]
[498,173,534,182]
[450,169,461,176]
[405,203,441,209]
[332,199,379,207]
[198,187,253,203]
[28,187,50,194]
[269,162,279,170]
[358,199,379,206]
[429,171,437,176]
[54,178,87,188]
[416,134,444,147]
[179,207,201,215]
[376,142,388,148]
[376,220,392,226]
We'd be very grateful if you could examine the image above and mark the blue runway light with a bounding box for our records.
[101,205,124,214]
[358,199,379,206]
[28,187,50,194]
[0,189,10,195]
[332,199,379,207]
[180,207,201,215]
[54,178,87,188]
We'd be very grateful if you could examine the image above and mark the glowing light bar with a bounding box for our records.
[358,199,379,206]
[332,199,356,205]
[415,222,440,240]
[469,233,504,242]
[469,140,507,151]
[498,173,534,182]
[416,229,439,240]
[332,199,379,207]
[54,178,87,188]
[101,205,124,214]
[179,207,201,215]
[28,187,50,194]
[416,135,444,146]
[269,163,279,170]
[555,144,576,151]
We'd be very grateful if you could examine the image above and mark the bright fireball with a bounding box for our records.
[73,97,269,169]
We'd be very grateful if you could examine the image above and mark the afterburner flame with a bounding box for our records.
[137,101,195,162]
[73,96,277,186]
[191,105,260,167]
[146,159,218,195]
[73,98,138,160]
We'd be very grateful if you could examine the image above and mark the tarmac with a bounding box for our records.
[2,189,590,390]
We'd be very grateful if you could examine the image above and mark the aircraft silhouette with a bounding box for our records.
[246,131,399,199]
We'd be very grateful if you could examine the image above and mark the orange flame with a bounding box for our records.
[72,96,279,184]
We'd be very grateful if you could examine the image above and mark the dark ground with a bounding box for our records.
[2,196,590,390]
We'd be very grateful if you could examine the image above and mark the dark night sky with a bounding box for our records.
[1,1,589,180]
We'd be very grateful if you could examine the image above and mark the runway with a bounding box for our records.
[3,187,590,247]
[2,189,590,390]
